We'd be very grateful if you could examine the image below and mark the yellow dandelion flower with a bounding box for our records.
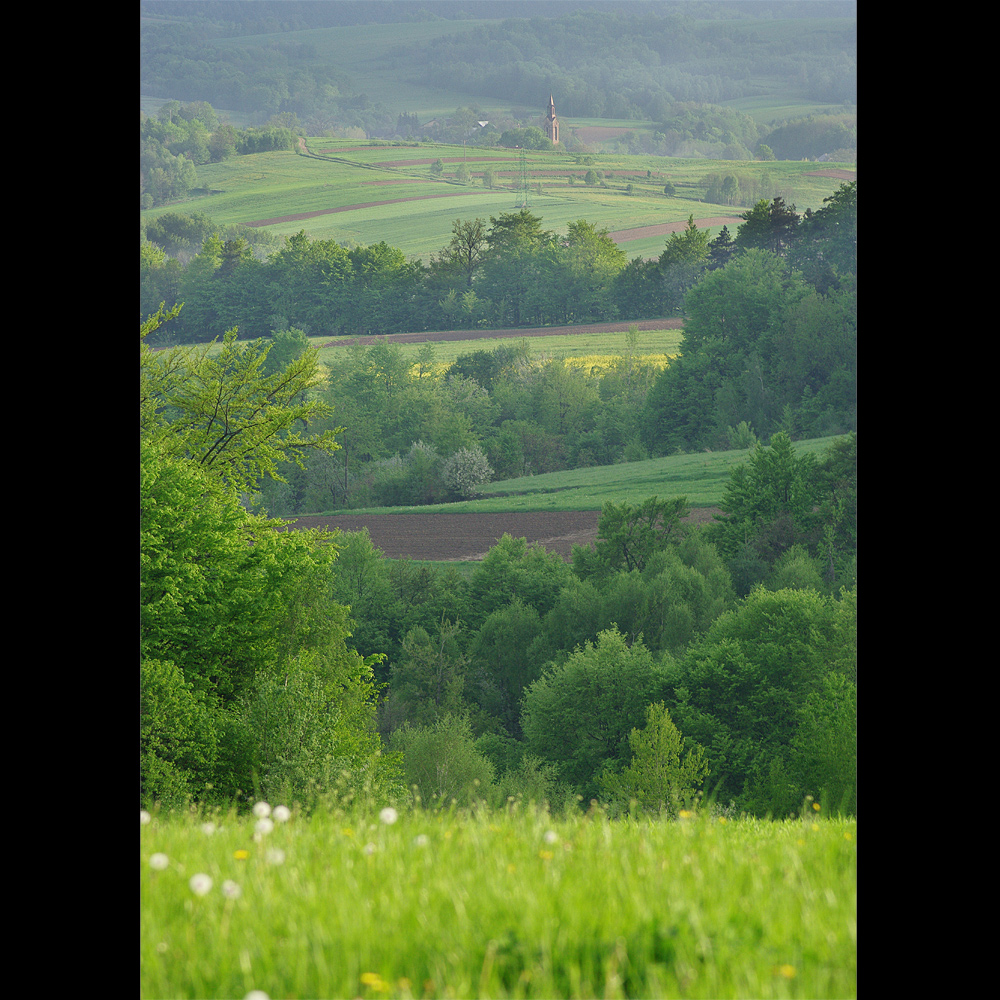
[812,802,821,811]
[679,810,694,819]
[539,850,554,860]
[844,832,853,840]
[776,965,796,979]
[233,849,250,860]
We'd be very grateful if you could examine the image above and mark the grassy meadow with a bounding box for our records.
[321,436,841,517]
[140,803,857,1000]
[146,139,854,262]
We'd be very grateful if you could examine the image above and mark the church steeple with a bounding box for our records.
[545,95,559,145]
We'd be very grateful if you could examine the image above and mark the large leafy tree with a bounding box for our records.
[667,586,857,815]
[521,629,674,802]
[140,312,341,494]
[140,312,398,809]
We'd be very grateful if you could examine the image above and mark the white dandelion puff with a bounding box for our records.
[273,805,291,823]
[189,873,213,896]
[222,880,242,899]
[149,853,169,870]
[252,802,271,819]
[255,817,274,836]
[140,810,151,825]
[379,807,398,825]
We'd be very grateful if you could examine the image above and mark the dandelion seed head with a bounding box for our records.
[140,810,151,825]
[149,853,169,871]
[379,807,398,825]
[273,805,291,823]
[201,822,217,835]
[222,880,242,899]
[543,830,558,844]
[252,801,271,819]
[189,873,213,896]
[266,848,286,865]
[364,842,377,855]
[255,818,274,836]
[245,992,270,1000]
[413,834,429,848]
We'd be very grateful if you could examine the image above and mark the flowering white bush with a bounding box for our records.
[441,447,493,498]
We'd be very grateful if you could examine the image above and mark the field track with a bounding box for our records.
[284,507,720,562]
[319,316,683,347]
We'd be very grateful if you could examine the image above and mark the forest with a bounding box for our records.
[140,1,856,158]
[140,182,856,821]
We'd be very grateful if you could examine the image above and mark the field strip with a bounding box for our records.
[319,317,683,348]
[609,216,744,242]
[245,191,483,227]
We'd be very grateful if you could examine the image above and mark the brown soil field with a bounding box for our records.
[284,507,721,562]
[609,217,743,243]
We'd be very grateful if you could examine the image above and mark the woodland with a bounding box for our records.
[140,1,856,824]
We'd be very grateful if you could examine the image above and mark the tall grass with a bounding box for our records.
[141,803,856,999]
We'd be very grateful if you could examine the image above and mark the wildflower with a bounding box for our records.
[679,810,694,819]
[776,965,796,979]
[222,880,242,899]
[273,805,291,823]
[543,830,558,844]
[812,802,821,812]
[266,848,286,865]
[379,807,398,825]
[234,849,250,860]
[252,802,271,819]
[140,810,151,825]
[189,873,213,896]
[245,992,270,1000]
[201,822,217,835]
[539,850,554,860]
[360,972,383,986]
[364,842,377,855]
[149,853,169,871]
[413,834,429,848]
[255,818,274,836]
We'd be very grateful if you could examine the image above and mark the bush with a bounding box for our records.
[390,714,497,808]
[441,446,493,498]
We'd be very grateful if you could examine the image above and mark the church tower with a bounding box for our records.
[544,95,559,145]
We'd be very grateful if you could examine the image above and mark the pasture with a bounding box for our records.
[140,804,857,1000]
[145,140,855,262]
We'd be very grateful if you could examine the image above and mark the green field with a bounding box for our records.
[141,804,857,1000]
[314,327,685,367]
[144,140,854,262]
[325,436,840,517]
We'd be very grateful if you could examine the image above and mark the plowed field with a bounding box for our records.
[285,508,721,561]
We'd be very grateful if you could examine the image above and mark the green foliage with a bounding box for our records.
[467,534,573,628]
[141,319,341,493]
[668,585,857,814]
[578,496,690,579]
[791,671,857,815]
[710,432,818,562]
[140,658,218,809]
[390,714,497,808]
[521,629,673,802]
[598,702,709,814]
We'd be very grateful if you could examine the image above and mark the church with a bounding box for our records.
[544,95,559,145]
